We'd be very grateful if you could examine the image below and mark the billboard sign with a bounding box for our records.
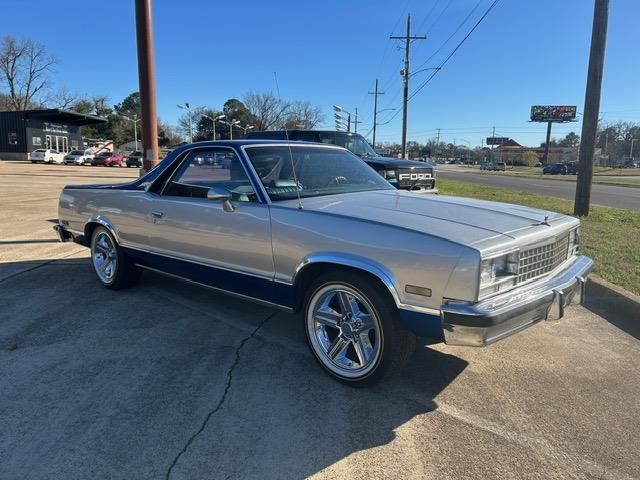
[486,137,509,146]
[530,105,577,122]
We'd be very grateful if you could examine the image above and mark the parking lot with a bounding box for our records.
[1,161,640,479]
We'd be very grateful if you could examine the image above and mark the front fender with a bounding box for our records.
[292,251,402,307]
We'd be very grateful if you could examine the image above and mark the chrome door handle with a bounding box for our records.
[151,211,164,219]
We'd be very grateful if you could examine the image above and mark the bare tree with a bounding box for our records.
[177,106,207,141]
[283,100,324,129]
[242,91,289,131]
[0,35,56,110]
[42,86,81,110]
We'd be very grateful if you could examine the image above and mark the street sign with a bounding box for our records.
[530,105,577,122]
[486,137,509,145]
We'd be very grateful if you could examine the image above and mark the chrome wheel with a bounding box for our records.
[92,231,117,283]
[307,284,383,378]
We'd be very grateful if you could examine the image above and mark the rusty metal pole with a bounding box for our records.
[135,0,159,172]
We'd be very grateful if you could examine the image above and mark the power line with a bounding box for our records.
[412,0,484,74]
[375,0,500,129]
[409,0,500,100]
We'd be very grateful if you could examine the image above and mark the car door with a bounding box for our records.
[143,147,276,300]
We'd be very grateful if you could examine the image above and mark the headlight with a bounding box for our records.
[378,169,397,181]
[479,251,519,298]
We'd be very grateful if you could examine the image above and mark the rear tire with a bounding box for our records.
[303,270,415,385]
[90,226,141,290]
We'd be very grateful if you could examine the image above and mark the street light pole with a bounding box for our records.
[631,138,637,160]
[201,114,225,140]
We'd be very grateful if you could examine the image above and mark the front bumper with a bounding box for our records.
[441,255,593,346]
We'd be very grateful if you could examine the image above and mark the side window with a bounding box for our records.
[318,133,336,145]
[295,132,319,142]
[163,149,258,203]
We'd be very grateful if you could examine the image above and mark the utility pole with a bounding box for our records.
[631,138,637,160]
[390,14,426,159]
[574,0,609,217]
[435,128,441,160]
[353,107,362,133]
[135,0,159,171]
[491,126,495,160]
[368,79,384,148]
[542,120,553,165]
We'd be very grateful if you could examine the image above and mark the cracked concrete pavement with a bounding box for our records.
[1,162,640,479]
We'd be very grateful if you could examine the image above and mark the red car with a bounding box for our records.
[92,151,124,167]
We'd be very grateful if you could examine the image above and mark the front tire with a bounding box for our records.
[90,227,141,289]
[304,271,415,385]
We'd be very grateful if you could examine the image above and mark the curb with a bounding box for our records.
[586,275,640,318]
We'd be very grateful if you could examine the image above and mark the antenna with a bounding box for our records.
[274,72,303,210]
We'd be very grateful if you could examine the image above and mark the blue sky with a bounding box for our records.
[4,0,639,147]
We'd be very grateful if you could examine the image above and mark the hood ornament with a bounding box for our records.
[538,215,551,227]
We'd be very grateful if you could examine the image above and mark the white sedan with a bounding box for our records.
[31,149,65,164]
[64,149,95,165]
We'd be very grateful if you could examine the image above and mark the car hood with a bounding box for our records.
[360,155,433,169]
[277,190,577,252]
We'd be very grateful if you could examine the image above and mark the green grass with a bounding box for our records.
[438,178,640,295]
[471,166,640,186]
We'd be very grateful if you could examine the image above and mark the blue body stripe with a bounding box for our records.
[123,248,295,309]
[123,247,443,340]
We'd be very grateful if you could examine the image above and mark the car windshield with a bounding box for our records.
[34,149,45,152]
[70,150,84,155]
[320,133,378,157]
[245,145,393,201]
[98,152,111,156]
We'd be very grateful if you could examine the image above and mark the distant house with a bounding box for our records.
[0,109,106,160]
[118,140,142,152]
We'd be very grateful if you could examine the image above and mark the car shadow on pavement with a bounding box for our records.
[0,239,60,245]
[0,258,468,479]
[584,296,640,341]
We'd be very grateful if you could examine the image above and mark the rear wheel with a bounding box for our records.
[90,226,141,289]
[304,271,415,385]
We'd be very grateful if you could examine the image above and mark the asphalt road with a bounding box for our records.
[437,167,640,211]
[1,161,640,479]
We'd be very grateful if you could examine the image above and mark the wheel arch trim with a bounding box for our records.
[292,252,403,307]
[84,215,120,244]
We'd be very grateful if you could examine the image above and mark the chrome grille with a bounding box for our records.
[518,234,570,283]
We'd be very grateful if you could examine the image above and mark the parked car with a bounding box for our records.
[480,161,494,170]
[622,159,640,168]
[64,149,95,165]
[126,151,143,168]
[92,151,124,167]
[246,130,437,193]
[480,162,506,172]
[54,140,592,384]
[564,162,578,175]
[543,163,567,175]
[30,149,64,164]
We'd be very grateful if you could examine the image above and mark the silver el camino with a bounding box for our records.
[54,140,593,384]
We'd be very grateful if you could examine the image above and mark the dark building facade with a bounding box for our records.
[0,109,106,160]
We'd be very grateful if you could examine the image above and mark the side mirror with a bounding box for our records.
[207,187,235,212]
